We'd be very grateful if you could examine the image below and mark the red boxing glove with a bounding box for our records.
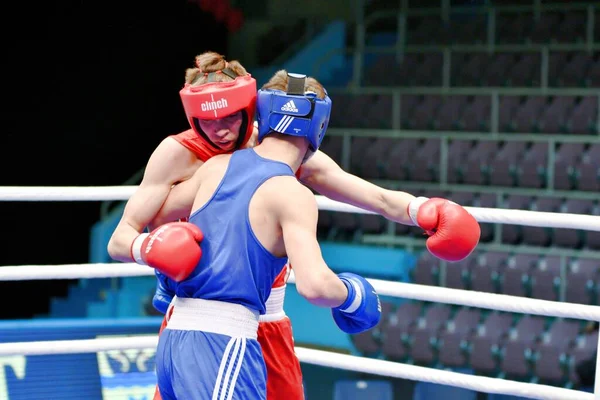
[408,197,480,262]
[130,222,204,282]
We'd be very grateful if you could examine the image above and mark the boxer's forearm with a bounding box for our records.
[107,223,144,263]
[378,189,417,226]
[296,270,348,308]
[280,185,350,309]
[108,183,174,263]
[301,151,416,225]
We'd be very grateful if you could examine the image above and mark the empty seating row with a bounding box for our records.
[362,51,600,88]
[398,10,600,46]
[329,93,599,134]
[320,136,600,191]
[316,187,600,250]
[454,51,600,88]
[413,250,600,305]
[447,141,600,190]
[352,301,597,386]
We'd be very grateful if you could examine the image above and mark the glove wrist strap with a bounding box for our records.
[130,233,150,265]
[407,196,429,227]
[336,278,363,314]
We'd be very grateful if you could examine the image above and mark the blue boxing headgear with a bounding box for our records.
[257,72,332,162]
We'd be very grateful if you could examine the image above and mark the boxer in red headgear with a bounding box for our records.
[109,53,307,399]
[108,53,480,399]
[175,67,256,161]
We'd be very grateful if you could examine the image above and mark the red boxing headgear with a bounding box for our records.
[180,71,257,154]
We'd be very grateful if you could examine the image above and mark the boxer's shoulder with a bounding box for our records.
[156,134,197,160]
[169,129,218,163]
[197,153,231,175]
[146,136,202,183]
[171,129,197,141]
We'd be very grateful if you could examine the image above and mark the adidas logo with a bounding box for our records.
[281,100,298,113]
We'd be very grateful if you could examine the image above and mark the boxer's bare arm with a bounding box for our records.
[276,179,348,308]
[152,154,232,226]
[300,150,416,226]
[107,138,202,262]
[150,170,202,227]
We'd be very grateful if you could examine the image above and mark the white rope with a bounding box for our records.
[285,273,600,322]
[2,263,600,322]
[0,336,589,400]
[0,186,136,202]
[463,206,600,231]
[2,187,597,399]
[0,336,158,356]
[295,347,590,400]
[0,263,153,280]
[373,279,600,321]
[1,186,599,231]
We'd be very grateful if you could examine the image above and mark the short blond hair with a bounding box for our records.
[261,70,326,99]
[185,51,248,86]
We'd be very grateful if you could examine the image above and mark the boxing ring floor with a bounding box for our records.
[1,185,600,400]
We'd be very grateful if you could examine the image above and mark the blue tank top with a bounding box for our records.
[164,148,292,314]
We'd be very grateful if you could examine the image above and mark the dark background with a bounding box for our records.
[2,0,228,319]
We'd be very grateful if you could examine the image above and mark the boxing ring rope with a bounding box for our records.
[0,337,589,400]
[2,185,600,400]
[1,266,599,399]
[1,185,599,231]
[0,266,598,400]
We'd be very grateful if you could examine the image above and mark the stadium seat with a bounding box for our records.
[334,380,393,400]
[381,302,423,361]
[530,256,562,301]
[499,315,546,379]
[412,252,441,287]
[568,330,599,385]
[437,308,482,367]
[408,304,452,365]
[565,258,599,305]
[352,302,394,356]
[470,312,514,375]
[533,318,581,383]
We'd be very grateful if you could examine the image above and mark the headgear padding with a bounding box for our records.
[256,73,331,162]
[180,71,257,151]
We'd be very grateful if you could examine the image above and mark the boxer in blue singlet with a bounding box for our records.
[142,71,382,399]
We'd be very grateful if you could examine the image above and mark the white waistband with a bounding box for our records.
[259,286,286,322]
[166,297,260,340]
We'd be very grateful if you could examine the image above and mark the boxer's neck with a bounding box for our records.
[253,134,308,173]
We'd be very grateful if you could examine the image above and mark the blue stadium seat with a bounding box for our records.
[413,374,477,400]
[334,380,393,400]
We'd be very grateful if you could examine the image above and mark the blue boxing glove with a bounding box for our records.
[152,271,175,314]
[332,273,382,334]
